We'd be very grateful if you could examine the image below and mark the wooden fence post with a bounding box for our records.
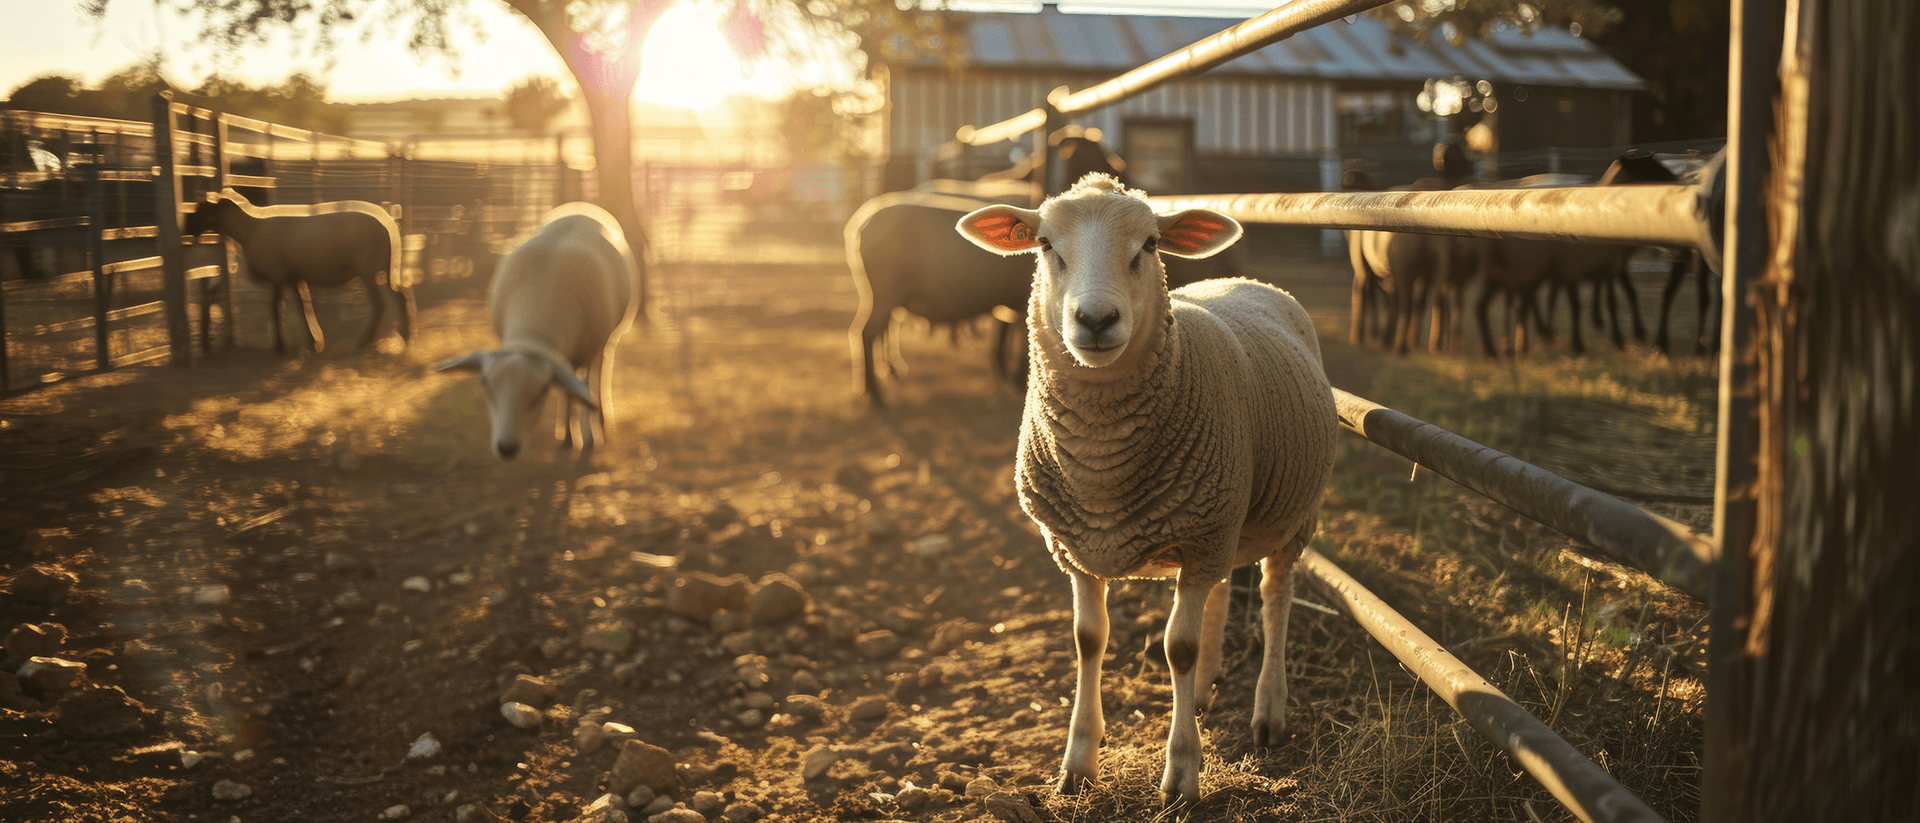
[1707,0,1920,818]
[150,91,192,367]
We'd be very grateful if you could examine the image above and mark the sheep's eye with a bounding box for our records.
[1143,237,1158,253]
[1038,238,1064,265]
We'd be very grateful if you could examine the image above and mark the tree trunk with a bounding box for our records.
[511,0,666,322]
[1713,0,1920,819]
[581,84,651,323]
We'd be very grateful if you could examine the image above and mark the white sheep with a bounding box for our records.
[956,174,1338,807]
[436,202,638,460]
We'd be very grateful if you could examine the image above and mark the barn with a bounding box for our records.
[881,4,1645,196]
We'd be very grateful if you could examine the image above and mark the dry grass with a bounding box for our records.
[1273,340,1715,823]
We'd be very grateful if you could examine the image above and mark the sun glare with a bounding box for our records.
[635,7,744,109]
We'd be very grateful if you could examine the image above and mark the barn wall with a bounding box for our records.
[888,69,1338,192]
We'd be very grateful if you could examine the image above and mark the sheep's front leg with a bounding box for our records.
[1059,565,1108,795]
[589,347,613,448]
[578,360,603,452]
[1160,573,1217,807]
[1194,578,1230,712]
[1252,553,1297,746]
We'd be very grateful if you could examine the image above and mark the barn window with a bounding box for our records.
[1336,89,1410,146]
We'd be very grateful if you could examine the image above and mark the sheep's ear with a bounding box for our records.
[1155,209,1242,259]
[549,361,599,410]
[956,205,1043,255]
[435,351,491,373]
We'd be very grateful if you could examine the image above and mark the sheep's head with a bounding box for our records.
[436,349,595,461]
[957,173,1241,369]
[183,196,245,237]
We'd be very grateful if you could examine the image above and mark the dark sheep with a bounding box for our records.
[184,190,411,354]
[845,188,1037,407]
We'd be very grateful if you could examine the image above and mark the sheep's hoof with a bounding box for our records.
[1251,719,1284,748]
[1158,786,1199,813]
[1057,772,1087,796]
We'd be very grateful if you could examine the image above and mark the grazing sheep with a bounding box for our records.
[185,190,410,354]
[1654,248,1718,355]
[1342,144,1477,353]
[1474,153,1681,357]
[956,174,1337,807]
[436,202,638,460]
[846,189,1038,407]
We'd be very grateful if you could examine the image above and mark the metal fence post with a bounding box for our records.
[1040,92,1065,197]
[150,91,192,367]
[1703,0,1783,819]
[86,157,110,370]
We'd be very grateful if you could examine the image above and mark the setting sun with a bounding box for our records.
[634,6,744,109]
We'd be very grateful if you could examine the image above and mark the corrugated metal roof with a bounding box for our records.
[943,7,1645,91]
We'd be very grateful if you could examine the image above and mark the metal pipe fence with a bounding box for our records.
[1148,182,1718,251]
[1302,549,1669,823]
[0,95,568,391]
[956,0,1397,147]
[1333,388,1715,601]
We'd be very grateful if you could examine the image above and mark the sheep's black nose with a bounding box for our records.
[496,441,520,460]
[1074,308,1120,335]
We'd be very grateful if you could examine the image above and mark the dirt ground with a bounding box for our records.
[0,228,1705,823]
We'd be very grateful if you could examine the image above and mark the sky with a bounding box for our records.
[0,1,1281,106]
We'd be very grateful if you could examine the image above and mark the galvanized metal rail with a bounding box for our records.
[1149,182,1717,251]
[956,0,1397,146]
[1302,549,1669,823]
[1331,389,1716,601]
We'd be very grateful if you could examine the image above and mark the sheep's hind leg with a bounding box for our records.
[269,282,289,355]
[851,311,888,406]
[293,281,325,353]
[1058,563,1108,796]
[356,274,386,349]
[393,279,416,345]
[1160,571,1217,808]
[1252,550,1300,747]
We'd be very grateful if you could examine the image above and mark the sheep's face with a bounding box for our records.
[957,174,1243,370]
[436,349,597,461]
[479,352,557,460]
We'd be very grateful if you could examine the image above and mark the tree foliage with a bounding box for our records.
[1379,0,1730,141]
[3,61,348,133]
[503,75,570,134]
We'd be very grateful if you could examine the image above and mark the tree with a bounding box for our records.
[1378,0,1730,142]
[87,0,955,318]
[4,75,87,113]
[503,75,570,134]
